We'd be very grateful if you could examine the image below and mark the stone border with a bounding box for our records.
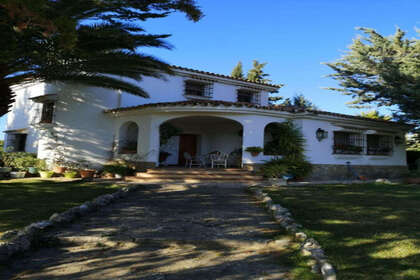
[0,185,140,264]
[248,186,337,280]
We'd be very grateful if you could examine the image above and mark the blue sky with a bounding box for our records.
[1,0,419,139]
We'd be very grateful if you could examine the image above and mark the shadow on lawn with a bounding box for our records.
[268,184,420,280]
[0,184,309,279]
[0,179,119,234]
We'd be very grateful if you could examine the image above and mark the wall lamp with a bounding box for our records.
[316,128,328,142]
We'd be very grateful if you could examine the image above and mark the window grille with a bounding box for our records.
[333,131,364,154]
[184,80,213,97]
[367,135,393,155]
[237,89,260,105]
[40,102,54,123]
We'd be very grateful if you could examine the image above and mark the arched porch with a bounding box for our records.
[159,116,243,167]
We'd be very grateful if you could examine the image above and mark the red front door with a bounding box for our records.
[178,134,197,166]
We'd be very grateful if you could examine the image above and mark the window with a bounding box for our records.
[184,80,213,97]
[6,133,27,152]
[333,131,364,154]
[237,89,260,105]
[367,135,393,155]
[40,102,54,123]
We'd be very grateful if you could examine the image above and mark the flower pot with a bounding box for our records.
[404,177,420,184]
[39,171,54,178]
[10,171,26,179]
[28,167,38,175]
[64,171,79,179]
[251,152,261,157]
[53,166,67,174]
[80,169,95,179]
[0,167,12,173]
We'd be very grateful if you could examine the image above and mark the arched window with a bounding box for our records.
[264,122,284,155]
[119,121,139,154]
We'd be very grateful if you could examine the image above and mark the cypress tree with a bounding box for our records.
[231,61,244,79]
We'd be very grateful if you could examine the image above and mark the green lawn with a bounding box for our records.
[0,178,122,236]
[267,183,420,280]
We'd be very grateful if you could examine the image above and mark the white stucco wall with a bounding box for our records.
[299,118,407,166]
[119,74,272,108]
[5,83,48,153]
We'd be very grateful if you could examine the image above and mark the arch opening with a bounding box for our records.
[264,122,286,156]
[118,121,139,154]
[159,116,243,167]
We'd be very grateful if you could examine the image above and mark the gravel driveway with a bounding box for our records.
[1,183,293,279]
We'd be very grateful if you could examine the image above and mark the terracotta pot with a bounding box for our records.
[251,152,260,157]
[80,169,95,179]
[404,177,420,184]
[53,166,67,174]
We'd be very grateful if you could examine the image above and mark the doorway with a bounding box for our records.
[178,134,197,166]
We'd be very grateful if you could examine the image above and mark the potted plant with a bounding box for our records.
[36,159,54,178]
[64,170,79,179]
[245,146,264,157]
[78,160,96,179]
[10,168,26,179]
[53,158,67,174]
[103,162,133,179]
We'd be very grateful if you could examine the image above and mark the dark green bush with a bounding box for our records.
[260,160,288,178]
[261,121,313,179]
[103,163,133,176]
[260,157,312,179]
[0,152,40,171]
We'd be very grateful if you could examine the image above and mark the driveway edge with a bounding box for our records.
[0,184,140,264]
[248,186,337,280]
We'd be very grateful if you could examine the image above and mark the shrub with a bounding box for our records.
[64,170,79,178]
[103,163,133,176]
[260,157,313,179]
[260,161,289,178]
[0,152,40,171]
[264,121,305,157]
[245,146,264,153]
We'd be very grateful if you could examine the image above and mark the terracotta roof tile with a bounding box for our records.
[171,65,282,89]
[105,100,411,128]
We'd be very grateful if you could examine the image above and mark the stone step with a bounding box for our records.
[125,176,263,184]
[134,173,263,180]
[145,168,252,175]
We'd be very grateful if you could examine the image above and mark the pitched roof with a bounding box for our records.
[104,100,411,128]
[171,65,282,90]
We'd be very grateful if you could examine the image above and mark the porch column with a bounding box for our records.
[145,119,160,166]
[241,121,265,169]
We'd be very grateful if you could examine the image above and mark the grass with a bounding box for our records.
[266,183,420,280]
[0,178,122,236]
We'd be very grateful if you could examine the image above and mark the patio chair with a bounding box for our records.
[184,152,202,168]
[210,153,229,168]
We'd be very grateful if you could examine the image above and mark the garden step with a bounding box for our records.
[134,173,263,180]
[145,168,251,175]
[125,176,264,183]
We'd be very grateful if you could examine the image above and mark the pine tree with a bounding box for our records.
[246,60,271,83]
[231,61,244,79]
[281,94,318,110]
[358,110,391,120]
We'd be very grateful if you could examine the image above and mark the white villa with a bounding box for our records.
[5,66,410,180]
